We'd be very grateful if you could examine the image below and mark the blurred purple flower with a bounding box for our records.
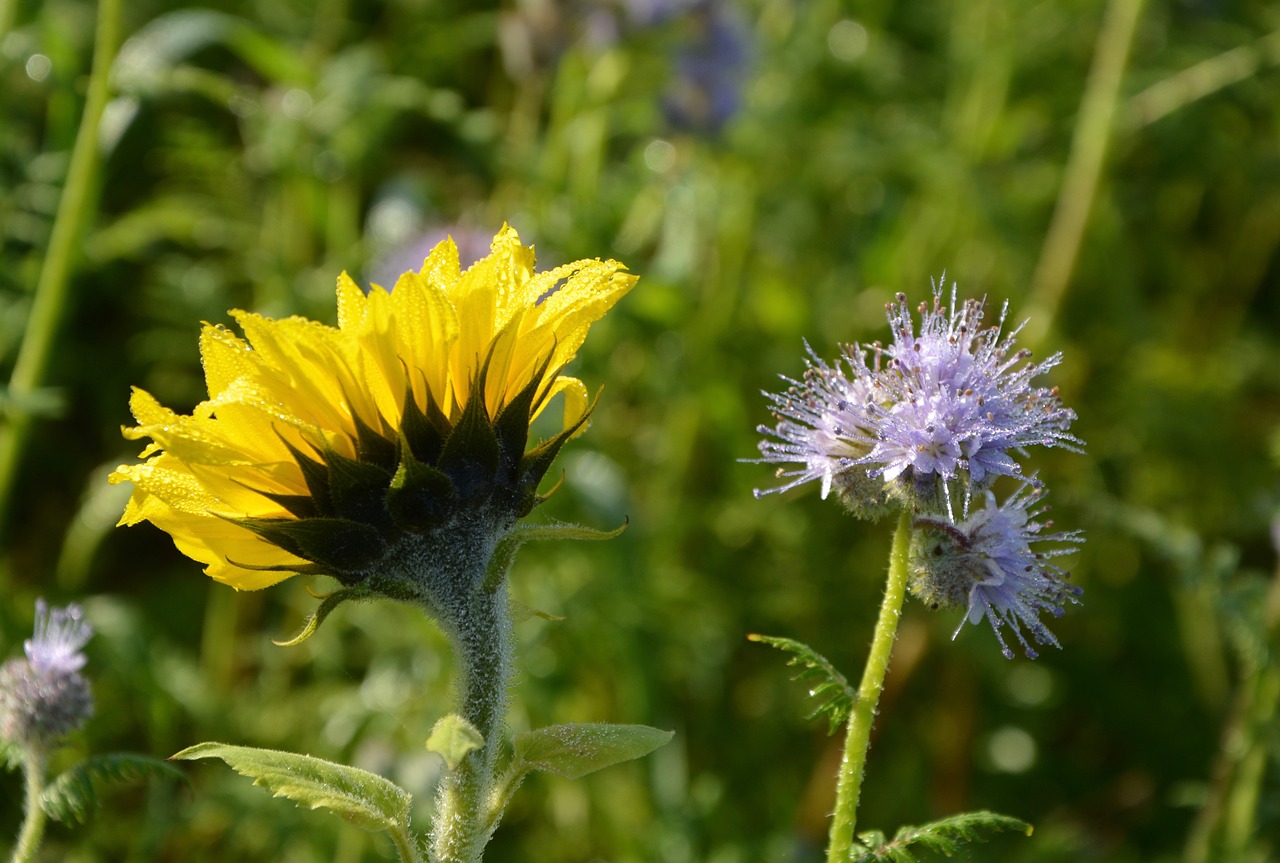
[25,599,92,675]
[660,1,752,134]
[367,226,494,290]
[0,600,94,745]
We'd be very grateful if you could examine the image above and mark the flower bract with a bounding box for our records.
[111,226,637,591]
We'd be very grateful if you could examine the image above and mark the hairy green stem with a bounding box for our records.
[430,587,513,863]
[10,746,48,863]
[827,509,912,861]
[0,0,123,531]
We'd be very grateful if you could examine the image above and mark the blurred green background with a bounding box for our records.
[2,0,1279,860]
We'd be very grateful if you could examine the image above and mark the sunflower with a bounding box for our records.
[111,226,636,592]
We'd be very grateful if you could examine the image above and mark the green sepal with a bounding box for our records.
[851,811,1032,861]
[41,754,187,824]
[222,557,333,577]
[321,446,394,528]
[425,714,484,770]
[482,519,627,592]
[386,445,457,532]
[437,374,501,498]
[748,634,856,734]
[517,390,598,500]
[250,490,321,520]
[398,380,448,464]
[491,352,555,469]
[274,585,370,647]
[172,742,414,839]
[277,435,332,508]
[233,516,387,574]
[348,405,397,468]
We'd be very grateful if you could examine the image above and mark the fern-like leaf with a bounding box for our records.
[748,634,856,734]
[851,811,1032,861]
[42,754,188,824]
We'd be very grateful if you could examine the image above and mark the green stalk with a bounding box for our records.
[430,587,513,863]
[10,746,48,863]
[1024,0,1143,347]
[827,509,912,862]
[0,0,16,50]
[0,0,124,530]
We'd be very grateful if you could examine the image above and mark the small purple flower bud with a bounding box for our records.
[907,484,1082,659]
[0,600,94,746]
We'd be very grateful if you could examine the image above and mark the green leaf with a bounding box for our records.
[0,739,22,771]
[852,811,1033,862]
[426,714,484,769]
[172,742,412,836]
[42,754,187,824]
[748,634,857,734]
[512,722,673,781]
[510,600,566,623]
[483,519,627,592]
[273,585,370,647]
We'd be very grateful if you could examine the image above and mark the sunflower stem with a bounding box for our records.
[827,509,912,862]
[10,745,48,863]
[429,584,513,863]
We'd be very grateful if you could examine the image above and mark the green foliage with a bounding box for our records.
[851,811,1033,862]
[482,519,628,592]
[0,738,23,771]
[171,741,412,839]
[3,0,1280,859]
[426,714,484,770]
[41,754,186,824]
[271,584,372,647]
[508,722,674,782]
[748,633,857,734]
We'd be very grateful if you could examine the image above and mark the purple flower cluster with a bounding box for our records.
[909,484,1082,659]
[0,600,94,746]
[758,287,1080,512]
[755,284,1084,658]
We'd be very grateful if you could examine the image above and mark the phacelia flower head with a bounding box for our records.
[754,341,889,518]
[110,226,637,594]
[907,483,1082,659]
[755,284,1081,514]
[1,600,94,746]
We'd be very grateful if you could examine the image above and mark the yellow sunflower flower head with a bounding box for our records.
[110,226,637,596]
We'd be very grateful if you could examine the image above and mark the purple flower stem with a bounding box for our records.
[827,509,912,862]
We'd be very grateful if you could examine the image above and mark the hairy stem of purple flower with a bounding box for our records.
[827,509,911,862]
[11,745,48,863]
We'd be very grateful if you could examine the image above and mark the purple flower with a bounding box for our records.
[755,284,1081,515]
[869,289,1080,489]
[25,600,92,675]
[908,484,1082,659]
[753,341,889,517]
[1,600,94,745]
